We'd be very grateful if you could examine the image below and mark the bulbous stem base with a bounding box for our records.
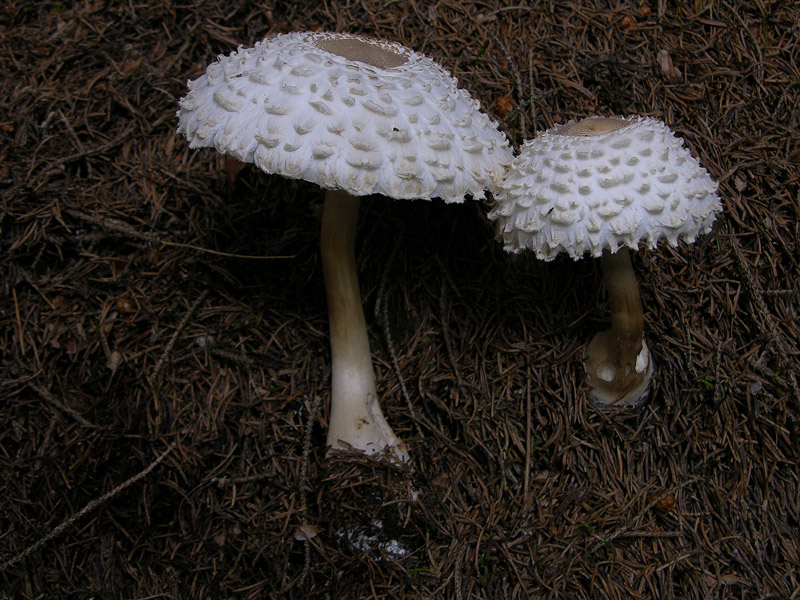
[584,329,654,406]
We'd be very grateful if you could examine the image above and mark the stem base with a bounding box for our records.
[584,329,654,407]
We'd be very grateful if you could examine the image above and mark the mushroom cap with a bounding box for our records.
[489,116,721,259]
[177,31,513,202]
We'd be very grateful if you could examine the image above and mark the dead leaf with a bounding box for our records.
[117,297,136,314]
[658,49,682,80]
[620,15,637,30]
[719,573,743,586]
[107,350,124,371]
[295,524,319,541]
[225,156,247,185]
[649,493,677,512]
[494,96,514,119]
[147,248,162,267]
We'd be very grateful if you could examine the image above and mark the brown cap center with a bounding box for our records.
[557,117,629,136]
[315,36,409,69]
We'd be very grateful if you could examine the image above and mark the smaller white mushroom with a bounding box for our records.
[490,116,721,406]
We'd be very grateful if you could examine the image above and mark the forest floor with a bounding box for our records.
[1,1,798,598]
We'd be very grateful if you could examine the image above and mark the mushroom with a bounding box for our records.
[489,116,720,406]
[177,31,512,460]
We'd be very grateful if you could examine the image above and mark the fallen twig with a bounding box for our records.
[28,384,96,428]
[0,442,177,573]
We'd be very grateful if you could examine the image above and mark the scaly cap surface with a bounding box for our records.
[177,31,512,202]
[489,116,721,259]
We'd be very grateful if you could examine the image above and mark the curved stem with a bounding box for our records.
[599,248,644,382]
[320,189,408,461]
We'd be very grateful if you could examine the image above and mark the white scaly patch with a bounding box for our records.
[489,116,721,259]
[178,31,513,202]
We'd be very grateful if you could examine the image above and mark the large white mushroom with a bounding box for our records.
[177,31,512,461]
[490,116,720,406]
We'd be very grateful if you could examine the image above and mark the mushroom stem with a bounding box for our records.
[599,247,644,378]
[583,247,653,406]
[320,189,409,461]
